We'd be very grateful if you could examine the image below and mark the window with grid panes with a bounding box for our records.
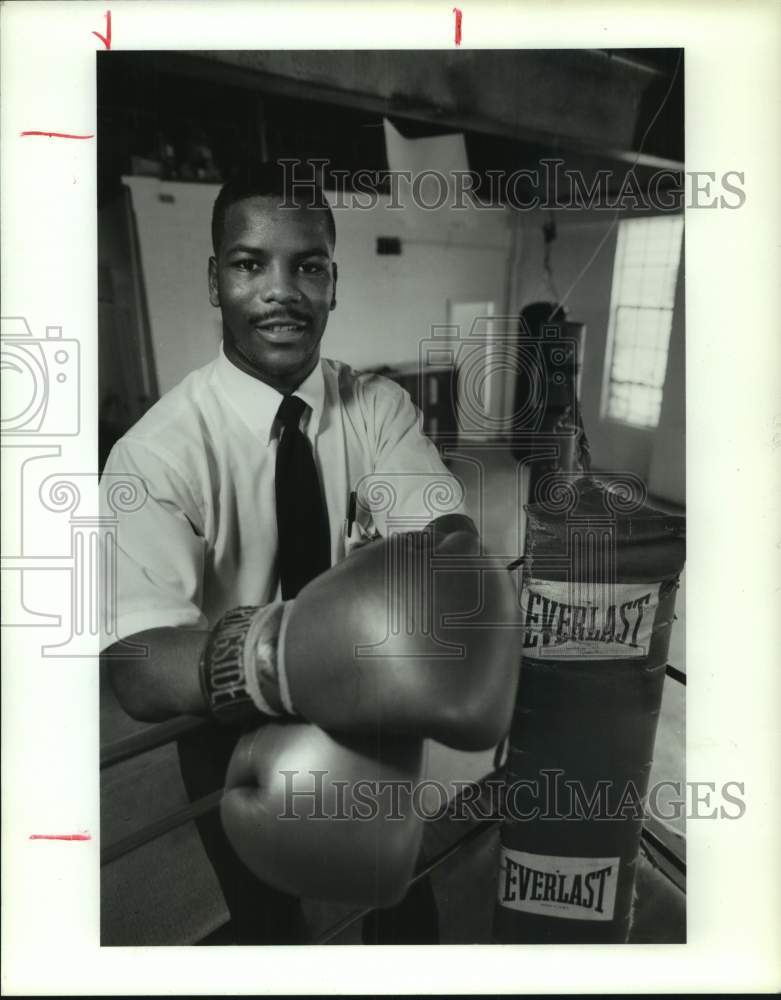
[602,216,684,429]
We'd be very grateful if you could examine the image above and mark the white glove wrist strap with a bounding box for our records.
[243,600,294,717]
[275,599,296,715]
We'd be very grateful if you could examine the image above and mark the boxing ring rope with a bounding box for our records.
[640,820,686,892]
[100,665,687,923]
[100,715,206,769]
[315,800,506,944]
[101,790,222,867]
[665,664,686,686]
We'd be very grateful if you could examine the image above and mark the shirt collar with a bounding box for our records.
[215,345,325,444]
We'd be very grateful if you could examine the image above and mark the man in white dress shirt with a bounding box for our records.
[101,161,470,944]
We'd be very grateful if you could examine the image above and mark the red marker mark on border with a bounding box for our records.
[30,832,91,842]
[92,10,112,50]
[20,131,94,139]
[453,7,462,46]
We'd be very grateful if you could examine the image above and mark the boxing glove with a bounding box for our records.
[221,720,426,906]
[283,523,521,751]
[201,517,521,749]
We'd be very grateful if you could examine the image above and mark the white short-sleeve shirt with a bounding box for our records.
[99,347,467,650]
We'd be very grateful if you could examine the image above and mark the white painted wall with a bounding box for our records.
[124,177,222,396]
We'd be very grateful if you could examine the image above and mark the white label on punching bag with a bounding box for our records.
[497,847,620,921]
[521,579,662,659]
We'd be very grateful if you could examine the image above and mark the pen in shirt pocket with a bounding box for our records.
[344,490,358,539]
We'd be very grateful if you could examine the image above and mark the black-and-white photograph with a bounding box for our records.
[4,0,781,991]
[96,48,692,947]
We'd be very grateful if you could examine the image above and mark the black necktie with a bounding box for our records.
[275,394,331,599]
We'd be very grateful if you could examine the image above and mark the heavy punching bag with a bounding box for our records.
[493,475,685,943]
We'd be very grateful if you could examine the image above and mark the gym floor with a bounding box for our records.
[100,448,686,945]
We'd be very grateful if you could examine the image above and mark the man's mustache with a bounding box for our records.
[250,310,310,327]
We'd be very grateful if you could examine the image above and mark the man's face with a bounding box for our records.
[209,195,337,392]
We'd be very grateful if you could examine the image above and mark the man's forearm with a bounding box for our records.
[104,628,210,722]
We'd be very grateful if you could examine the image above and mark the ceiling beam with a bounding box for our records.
[138,50,682,171]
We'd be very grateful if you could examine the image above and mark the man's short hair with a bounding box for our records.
[211,160,336,255]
